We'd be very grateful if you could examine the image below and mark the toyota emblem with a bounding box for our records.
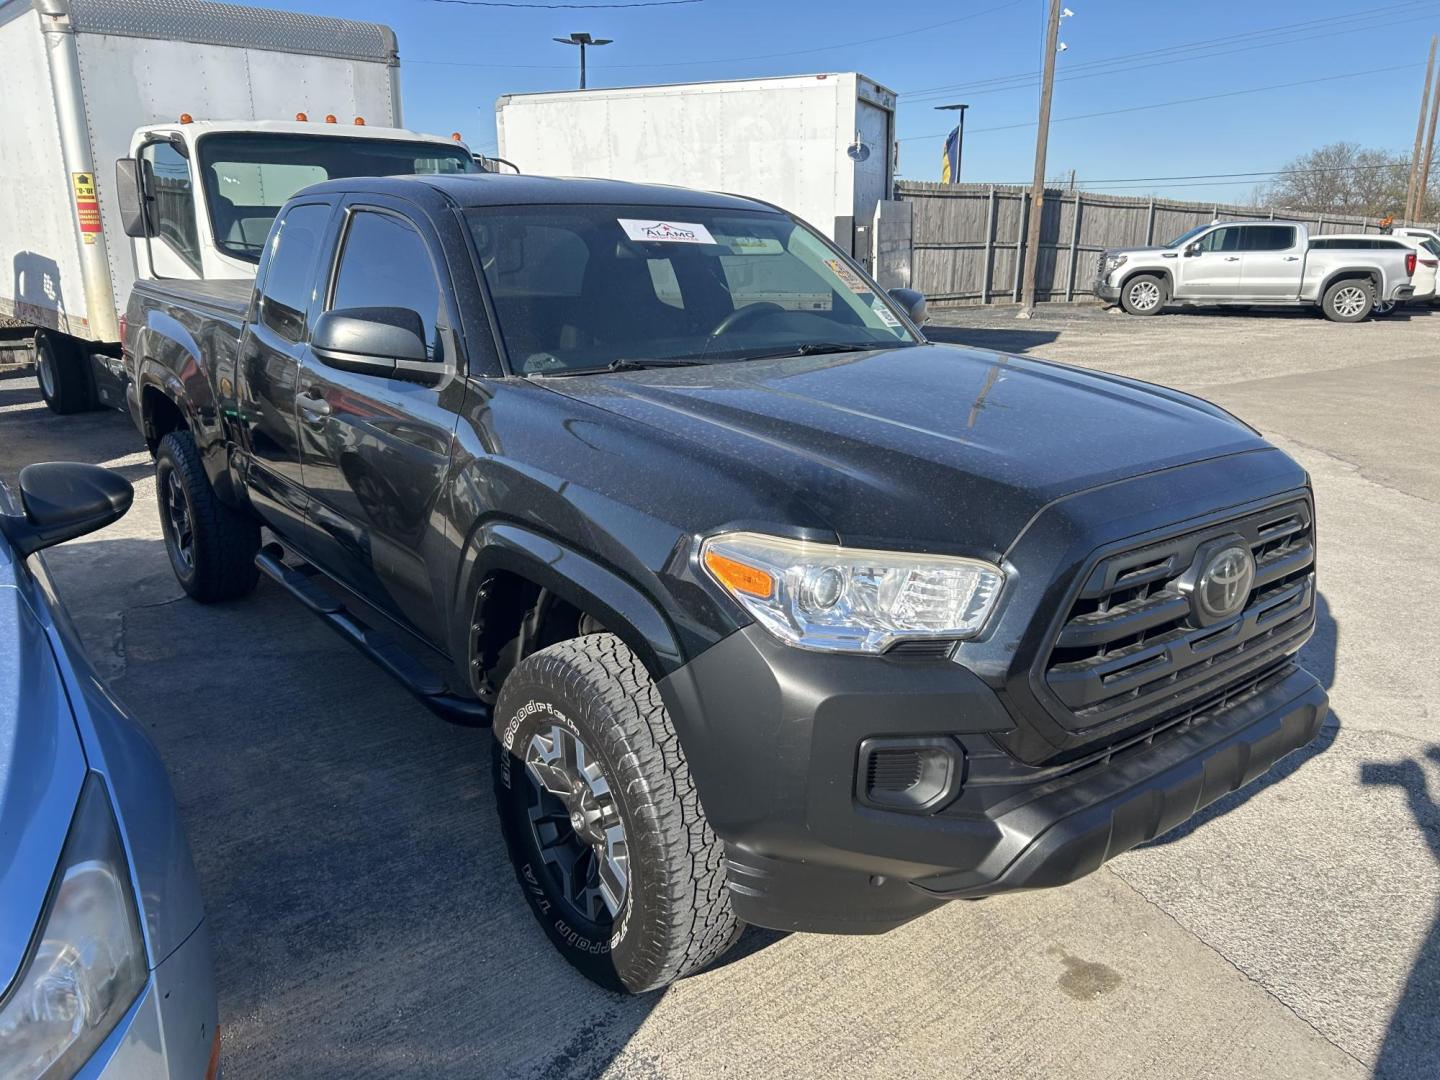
[1191,544,1255,625]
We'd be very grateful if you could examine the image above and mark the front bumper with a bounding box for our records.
[1093,275,1120,301]
[662,627,1326,934]
[79,920,218,1079]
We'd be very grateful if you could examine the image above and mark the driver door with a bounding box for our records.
[295,197,465,646]
[1175,225,1245,296]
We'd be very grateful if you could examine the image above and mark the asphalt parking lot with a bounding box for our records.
[2,302,1436,1079]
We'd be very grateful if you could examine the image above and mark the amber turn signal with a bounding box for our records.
[703,549,774,599]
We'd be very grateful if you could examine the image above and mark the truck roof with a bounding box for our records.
[133,119,464,147]
[300,173,780,214]
[0,0,397,63]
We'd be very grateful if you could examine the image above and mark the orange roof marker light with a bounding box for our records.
[452,132,463,142]
[354,116,365,126]
[325,114,337,124]
[179,113,193,124]
[295,111,308,121]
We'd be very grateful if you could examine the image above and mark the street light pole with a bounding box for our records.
[935,103,969,184]
[553,32,613,90]
[1018,0,1070,317]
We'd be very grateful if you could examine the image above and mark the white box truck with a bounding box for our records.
[0,0,478,413]
[495,73,897,261]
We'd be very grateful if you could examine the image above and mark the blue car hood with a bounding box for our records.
[0,569,87,995]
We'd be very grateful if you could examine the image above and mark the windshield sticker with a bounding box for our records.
[871,298,902,327]
[824,258,874,295]
[619,218,717,245]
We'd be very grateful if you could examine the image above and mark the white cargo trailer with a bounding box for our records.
[495,73,897,263]
[0,0,479,413]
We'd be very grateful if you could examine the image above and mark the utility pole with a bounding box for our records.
[1018,0,1067,317]
[553,31,612,90]
[1405,36,1437,222]
[1421,63,1440,223]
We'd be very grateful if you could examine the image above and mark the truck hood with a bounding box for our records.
[0,576,87,996]
[540,343,1266,554]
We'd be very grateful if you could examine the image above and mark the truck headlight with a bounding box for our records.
[0,775,147,1080]
[1108,254,1127,271]
[701,532,1005,653]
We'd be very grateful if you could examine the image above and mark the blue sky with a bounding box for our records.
[269,0,1439,202]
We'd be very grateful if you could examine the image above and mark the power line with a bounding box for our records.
[411,0,1024,69]
[901,0,1438,98]
[899,64,1424,142]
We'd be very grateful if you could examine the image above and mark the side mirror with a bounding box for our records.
[311,307,436,383]
[0,463,133,557]
[888,287,928,326]
[114,158,151,238]
[1185,243,1202,257]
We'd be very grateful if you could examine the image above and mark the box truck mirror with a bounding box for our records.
[114,159,151,238]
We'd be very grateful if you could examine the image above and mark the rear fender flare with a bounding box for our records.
[1318,265,1383,301]
[135,313,230,495]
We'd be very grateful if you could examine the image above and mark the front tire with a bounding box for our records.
[1322,279,1374,322]
[33,332,94,414]
[493,633,739,992]
[1120,274,1167,316]
[156,430,260,603]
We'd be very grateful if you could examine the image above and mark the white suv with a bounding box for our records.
[1316,234,1436,311]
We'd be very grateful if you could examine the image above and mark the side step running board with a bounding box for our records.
[255,546,491,727]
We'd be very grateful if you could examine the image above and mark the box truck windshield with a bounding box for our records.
[195,133,478,261]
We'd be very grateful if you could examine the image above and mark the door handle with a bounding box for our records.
[298,388,331,419]
[1282,256,1300,261]
[1224,256,1241,262]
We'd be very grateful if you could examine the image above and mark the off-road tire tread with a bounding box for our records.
[157,431,260,603]
[497,633,739,991]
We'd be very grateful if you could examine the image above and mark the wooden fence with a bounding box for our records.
[893,181,1414,306]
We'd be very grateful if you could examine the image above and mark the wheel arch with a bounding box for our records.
[454,521,687,705]
[1119,266,1173,296]
[1319,266,1381,299]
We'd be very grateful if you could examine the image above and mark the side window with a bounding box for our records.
[330,211,445,362]
[257,203,331,343]
[139,141,201,272]
[1240,226,1296,252]
[1196,228,1239,253]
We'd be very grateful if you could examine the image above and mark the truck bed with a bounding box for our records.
[132,278,252,319]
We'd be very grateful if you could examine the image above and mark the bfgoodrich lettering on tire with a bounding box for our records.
[493,633,739,992]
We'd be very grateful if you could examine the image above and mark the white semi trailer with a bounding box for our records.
[495,73,897,264]
[0,0,477,413]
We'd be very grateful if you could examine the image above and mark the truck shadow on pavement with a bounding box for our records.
[44,536,721,1079]
[1360,745,1440,1080]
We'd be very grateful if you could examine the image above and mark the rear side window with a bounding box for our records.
[257,203,331,343]
[329,211,445,362]
[1238,226,1296,252]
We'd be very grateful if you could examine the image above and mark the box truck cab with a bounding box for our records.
[0,0,479,413]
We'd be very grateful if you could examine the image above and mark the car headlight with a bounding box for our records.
[0,775,147,1080]
[1108,254,1128,271]
[701,532,1005,653]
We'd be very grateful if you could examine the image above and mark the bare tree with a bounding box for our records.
[1259,142,1414,218]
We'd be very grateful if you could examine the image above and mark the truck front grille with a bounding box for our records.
[1043,499,1315,733]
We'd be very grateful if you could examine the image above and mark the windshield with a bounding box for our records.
[1165,224,1211,248]
[198,133,476,262]
[466,204,917,375]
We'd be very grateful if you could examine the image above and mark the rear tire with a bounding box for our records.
[156,430,260,603]
[1120,274,1167,316]
[1322,279,1375,323]
[493,633,739,993]
[34,332,94,414]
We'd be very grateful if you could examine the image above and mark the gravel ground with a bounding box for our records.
[1,301,1435,1079]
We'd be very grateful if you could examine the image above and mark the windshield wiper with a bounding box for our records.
[532,356,706,378]
[721,342,881,362]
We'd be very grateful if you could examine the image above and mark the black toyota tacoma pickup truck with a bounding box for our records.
[122,174,1326,992]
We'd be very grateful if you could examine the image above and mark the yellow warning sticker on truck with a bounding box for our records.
[72,172,101,241]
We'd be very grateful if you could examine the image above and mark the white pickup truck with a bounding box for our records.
[1095,221,1415,322]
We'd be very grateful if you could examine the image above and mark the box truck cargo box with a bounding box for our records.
[496,73,896,263]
